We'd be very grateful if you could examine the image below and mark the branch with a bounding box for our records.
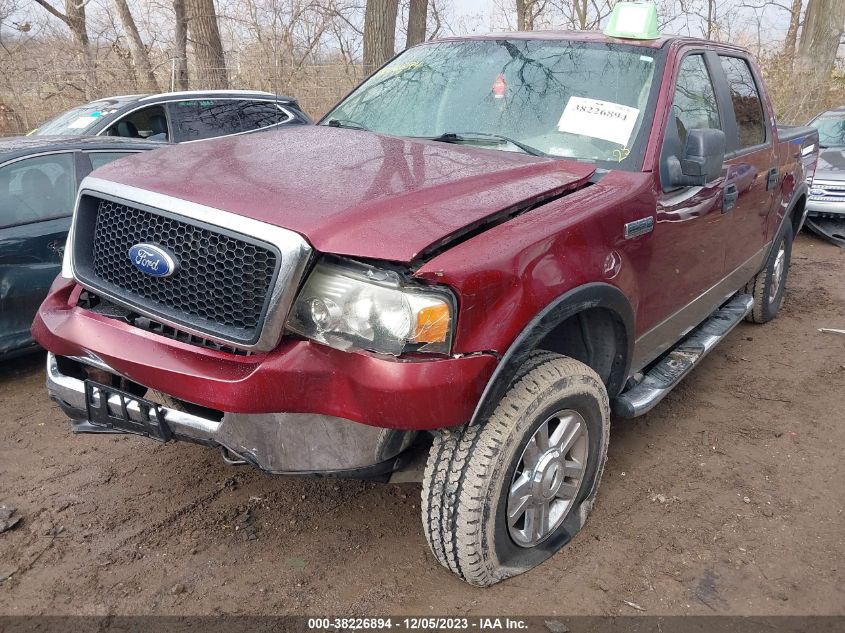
[32,0,70,26]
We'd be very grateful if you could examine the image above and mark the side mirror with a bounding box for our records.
[667,128,726,187]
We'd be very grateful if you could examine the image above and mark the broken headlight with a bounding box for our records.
[286,258,454,356]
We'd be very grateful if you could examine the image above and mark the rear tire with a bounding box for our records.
[420,352,610,587]
[746,221,793,324]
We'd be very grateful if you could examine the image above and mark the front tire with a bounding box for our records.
[746,222,793,323]
[420,353,610,587]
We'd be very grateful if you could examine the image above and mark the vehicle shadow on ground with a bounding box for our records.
[0,351,45,384]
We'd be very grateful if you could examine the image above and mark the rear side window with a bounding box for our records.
[170,100,244,141]
[671,54,721,148]
[0,153,75,228]
[719,56,766,149]
[239,102,291,131]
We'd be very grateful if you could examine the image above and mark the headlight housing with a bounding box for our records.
[286,258,455,356]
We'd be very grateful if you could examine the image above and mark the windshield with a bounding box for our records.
[324,39,662,168]
[33,98,134,136]
[811,113,845,148]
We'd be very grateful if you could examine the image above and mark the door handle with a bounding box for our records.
[722,184,738,214]
[766,167,779,191]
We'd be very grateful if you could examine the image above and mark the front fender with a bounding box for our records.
[468,282,634,426]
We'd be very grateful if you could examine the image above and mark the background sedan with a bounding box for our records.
[29,90,311,143]
[0,136,167,359]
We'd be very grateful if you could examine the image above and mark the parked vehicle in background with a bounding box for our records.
[33,4,818,587]
[0,136,166,359]
[806,106,845,246]
[29,91,311,142]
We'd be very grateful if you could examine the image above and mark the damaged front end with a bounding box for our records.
[46,353,418,477]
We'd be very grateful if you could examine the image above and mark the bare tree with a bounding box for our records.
[112,0,159,91]
[406,0,426,47]
[173,0,189,89]
[363,0,398,71]
[552,0,613,29]
[794,0,845,118]
[184,0,228,88]
[32,0,97,97]
[782,0,803,58]
[516,0,546,30]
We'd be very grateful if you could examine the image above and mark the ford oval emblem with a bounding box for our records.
[128,243,179,278]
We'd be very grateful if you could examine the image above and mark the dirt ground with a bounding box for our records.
[0,233,843,617]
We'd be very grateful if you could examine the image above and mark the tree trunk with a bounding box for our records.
[706,0,714,39]
[516,0,533,30]
[173,0,189,90]
[113,0,159,92]
[363,0,398,72]
[63,0,96,98]
[783,0,803,60]
[406,0,427,48]
[573,0,588,29]
[184,0,228,89]
[795,0,845,119]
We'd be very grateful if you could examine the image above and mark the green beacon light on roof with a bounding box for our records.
[603,2,660,40]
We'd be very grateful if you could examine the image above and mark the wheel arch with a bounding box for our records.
[775,180,808,245]
[788,190,807,237]
[468,282,634,426]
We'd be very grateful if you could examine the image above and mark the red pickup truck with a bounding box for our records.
[33,21,817,586]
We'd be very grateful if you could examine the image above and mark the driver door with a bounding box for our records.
[635,52,728,370]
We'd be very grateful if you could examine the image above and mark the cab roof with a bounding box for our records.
[431,30,749,54]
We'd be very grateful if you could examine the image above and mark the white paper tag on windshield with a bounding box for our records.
[68,116,99,129]
[557,97,640,146]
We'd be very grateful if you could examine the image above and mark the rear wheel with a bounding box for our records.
[746,222,793,324]
[420,353,610,586]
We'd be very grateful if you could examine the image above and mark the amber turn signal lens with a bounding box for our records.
[413,304,451,343]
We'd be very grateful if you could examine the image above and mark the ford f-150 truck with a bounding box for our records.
[33,5,818,587]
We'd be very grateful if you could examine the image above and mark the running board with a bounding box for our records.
[612,293,753,418]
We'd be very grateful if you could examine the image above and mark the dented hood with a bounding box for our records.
[93,126,595,262]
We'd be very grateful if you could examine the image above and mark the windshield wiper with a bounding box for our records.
[429,132,547,157]
[326,118,369,131]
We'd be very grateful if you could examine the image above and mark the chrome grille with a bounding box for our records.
[73,195,282,346]
[809,181,845,201]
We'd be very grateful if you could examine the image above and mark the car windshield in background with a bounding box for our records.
[33,98,134,136]
[811,113,845,148]
[323,39,661,167]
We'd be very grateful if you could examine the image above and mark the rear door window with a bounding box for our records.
[0,153,76,228]
[169,100,244,141]
[718,56,767,149]
[238,102,292,131]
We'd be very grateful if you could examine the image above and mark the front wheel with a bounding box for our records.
[420,353,610,587]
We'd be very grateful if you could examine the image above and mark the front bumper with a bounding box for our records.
[807,198,845,216]
[807,180,845,217]
[46,353,416,475]
[33,278,496,431]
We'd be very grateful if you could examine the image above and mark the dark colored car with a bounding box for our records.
[30,90,311,143]
[0,136,166,358]
[34,12,817,586]
[806,106,845,246]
